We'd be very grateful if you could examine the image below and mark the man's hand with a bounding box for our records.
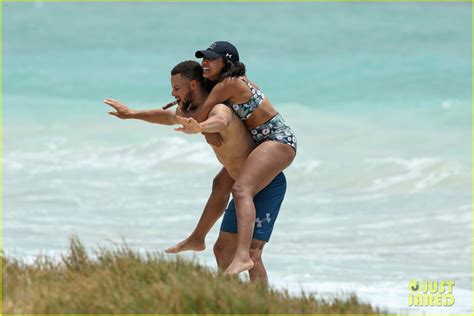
[104,98,134,119]
[175,116,202,134]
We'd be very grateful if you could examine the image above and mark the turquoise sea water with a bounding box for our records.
[3,2,472,314]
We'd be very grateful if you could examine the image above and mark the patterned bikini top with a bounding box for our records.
[231,77,265,120]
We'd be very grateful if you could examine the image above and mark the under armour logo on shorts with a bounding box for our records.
[256,213,271,227]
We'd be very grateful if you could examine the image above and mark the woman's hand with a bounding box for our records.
[175,116,202,134]
[104,98,134,119]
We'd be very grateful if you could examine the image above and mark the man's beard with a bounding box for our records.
[180,91,194,110]
[181,100,191,110]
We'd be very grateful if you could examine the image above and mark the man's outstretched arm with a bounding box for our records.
[104,98,178,125]
[105,98,224,147]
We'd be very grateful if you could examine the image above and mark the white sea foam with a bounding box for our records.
[4,136,218,176]
[364,157,467,194]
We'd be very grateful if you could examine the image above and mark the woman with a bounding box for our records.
[177,41,297,275]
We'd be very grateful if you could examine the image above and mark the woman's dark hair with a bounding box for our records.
[218,59,246,81]
[202,78,217,93]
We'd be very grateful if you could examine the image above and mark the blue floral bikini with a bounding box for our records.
[231,77,297,152]
[231,78,265,120]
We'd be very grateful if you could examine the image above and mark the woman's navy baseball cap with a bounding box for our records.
[195,41,239,63]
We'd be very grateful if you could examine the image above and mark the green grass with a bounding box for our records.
[2,236,387,314]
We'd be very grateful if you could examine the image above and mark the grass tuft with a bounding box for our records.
[2,236,387,314]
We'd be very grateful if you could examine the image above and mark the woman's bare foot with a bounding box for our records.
[164,237,205,253]
[224,257,254,275]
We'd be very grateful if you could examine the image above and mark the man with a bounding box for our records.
[104,61,286,284]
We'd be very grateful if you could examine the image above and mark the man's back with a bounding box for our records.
[208,104,255,180]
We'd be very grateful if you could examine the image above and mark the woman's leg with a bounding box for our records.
[224,141,295,275]
[165,168,234,253]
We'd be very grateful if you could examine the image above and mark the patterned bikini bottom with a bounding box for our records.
[249,113,297,152]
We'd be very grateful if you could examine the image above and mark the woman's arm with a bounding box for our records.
[175,104,232,134]
[175,102,224,147]
[190,79,236,123]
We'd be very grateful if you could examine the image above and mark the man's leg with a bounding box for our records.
[165,168,234,253]
[248,239,267,285]
[213,232,237,270]
[214,232,268,284]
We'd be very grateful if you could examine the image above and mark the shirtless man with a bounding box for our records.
[104,61,286,283]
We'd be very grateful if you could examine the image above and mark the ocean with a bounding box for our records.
[2,2,472,314]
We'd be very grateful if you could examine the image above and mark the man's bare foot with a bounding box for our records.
[164,237,205,254]
[224,258,254,275]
